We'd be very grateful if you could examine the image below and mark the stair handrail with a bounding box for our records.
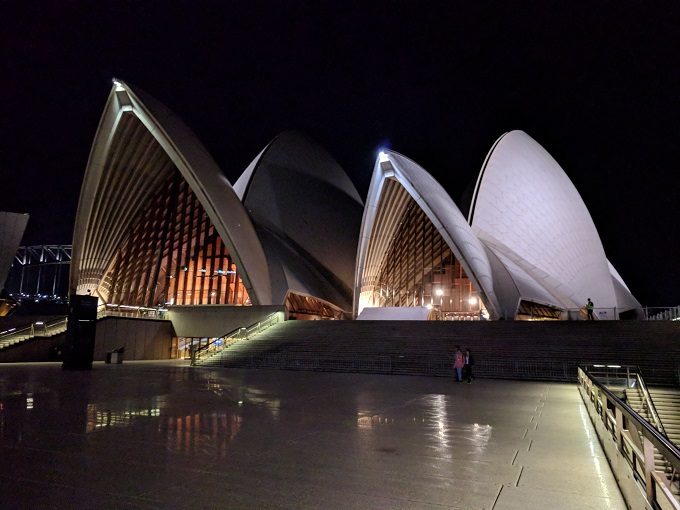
[635,369,668,438]
[584,363,670,439]
[578,365,680,509]
[191,311,283,365]
[192,325,244,361]
[0,316,68,341]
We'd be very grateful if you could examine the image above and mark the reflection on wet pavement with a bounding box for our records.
[0,362,625,509]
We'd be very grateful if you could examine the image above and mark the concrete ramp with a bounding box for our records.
[357,306,430,320]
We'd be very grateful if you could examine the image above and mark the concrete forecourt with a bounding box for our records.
[0,361,625,509]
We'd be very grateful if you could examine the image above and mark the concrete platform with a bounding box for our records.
[0,362,625,509]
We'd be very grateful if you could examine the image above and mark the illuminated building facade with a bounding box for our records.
[355,133,642,320]
[70,81,362,319]
[71,82,641,322]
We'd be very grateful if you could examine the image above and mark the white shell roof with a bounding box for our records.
[469,130,623,315]
[607,260,642,313]
[0,212,29,293]
[72,83,641,318]
[235,131,364,311]
[354,150,501,318]
[71,81,272,304]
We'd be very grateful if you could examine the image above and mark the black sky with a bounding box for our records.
[1,1,678,306]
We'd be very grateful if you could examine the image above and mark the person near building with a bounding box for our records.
[463,348,475,384]
[586,298,594,320]
[453,346,464,382]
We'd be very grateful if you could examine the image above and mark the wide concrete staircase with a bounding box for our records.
[197,320,680,385]
[625,387,680,498]
[649,388,680,447]
[650,388,680,500]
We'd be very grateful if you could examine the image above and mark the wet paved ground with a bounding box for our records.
[0,361,625,509]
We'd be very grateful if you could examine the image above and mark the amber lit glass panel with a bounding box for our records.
[100,169,249,307]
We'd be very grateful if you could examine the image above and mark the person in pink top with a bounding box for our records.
[453,345,464,382]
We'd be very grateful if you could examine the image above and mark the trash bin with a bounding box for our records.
[106,347,124,364]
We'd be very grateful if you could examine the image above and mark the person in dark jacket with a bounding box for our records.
[586,298,594,320]
[464,348,475,384]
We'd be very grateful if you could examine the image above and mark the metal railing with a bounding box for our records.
[191,311,284,365]
[0,317,68,349]
[560,307,620,320]
[585,364,668,437]
[578,365,680,509]
[0,304,172,351]
[98,304,169,320]
[646,306,680,321]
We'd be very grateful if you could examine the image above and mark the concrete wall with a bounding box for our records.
[93,317,175,361]
[168,305,286,338]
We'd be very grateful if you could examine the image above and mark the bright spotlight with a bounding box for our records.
[112,79,125,91]
[378,151,389,163]
[468,297,478,305]
[436,289,444,296]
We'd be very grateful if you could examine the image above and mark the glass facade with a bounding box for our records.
[99,169,249,308]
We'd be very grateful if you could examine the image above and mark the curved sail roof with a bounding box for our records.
[354,150,501,318]
[0,212,29,293]
[235,131,363,310]
[71,81,641,319]
[469,130,624,317]
[70,80,271,304]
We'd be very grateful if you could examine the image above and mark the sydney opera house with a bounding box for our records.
[70,80,642,325]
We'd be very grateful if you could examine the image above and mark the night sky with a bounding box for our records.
[2,1,678,306]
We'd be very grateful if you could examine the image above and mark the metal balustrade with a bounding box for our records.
[578,365,680,509]
[98,304,169,320]
[647,306,680,321]
[0,317,68,350]
[191,311,284,365]
[0,303,172,351]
